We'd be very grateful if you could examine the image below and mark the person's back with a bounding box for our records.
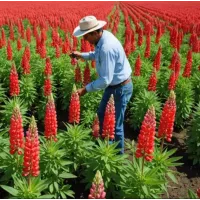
[94,30,132,87]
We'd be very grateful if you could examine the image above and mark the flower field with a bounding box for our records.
[0,1,200,199]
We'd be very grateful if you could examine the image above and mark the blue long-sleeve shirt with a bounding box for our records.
[81,30,132,92]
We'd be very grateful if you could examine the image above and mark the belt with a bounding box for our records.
[108,77,131,89]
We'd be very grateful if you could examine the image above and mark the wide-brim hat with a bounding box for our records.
[73,16,107,37]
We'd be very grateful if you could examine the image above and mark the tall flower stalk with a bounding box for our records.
[158,91,176,151]
[135,106,156,174]
[22,116,40,184]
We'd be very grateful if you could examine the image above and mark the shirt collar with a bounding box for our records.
[96,30,105,49]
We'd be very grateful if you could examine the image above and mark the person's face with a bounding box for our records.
[83,31,97,45]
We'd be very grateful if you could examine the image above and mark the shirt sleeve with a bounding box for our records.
[85,48,115,92]
[81,51,95,60]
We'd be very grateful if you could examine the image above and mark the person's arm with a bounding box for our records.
[81,51,95,60]
[85,48,115,92]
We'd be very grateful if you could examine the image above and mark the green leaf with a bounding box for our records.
[59,172,77,179]
[60,191,67,199]
[142,185,148,195]
[167,172,178,184]
[54,182,59,192]
[1,185,18,196]
[188,189,197,199]
[49,184,54,193]
[38,195,54,199]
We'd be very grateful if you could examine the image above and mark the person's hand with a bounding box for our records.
[77,87,87,96]
[69,51,82,60]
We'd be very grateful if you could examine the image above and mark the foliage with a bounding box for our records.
[81,139,128,198]
[129,90,161,129]
[187,102,200,165]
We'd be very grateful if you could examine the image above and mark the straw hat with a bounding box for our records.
[73,16,107,37]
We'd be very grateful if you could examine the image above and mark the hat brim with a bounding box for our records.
[73,20,107,37]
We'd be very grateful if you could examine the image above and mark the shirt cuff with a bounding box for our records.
[81,53,90,60]
[85,83,93,92]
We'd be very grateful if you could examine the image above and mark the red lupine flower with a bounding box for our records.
[153,46,162,71]
[92,114,100,139]
[17,37,22,51]
[62,37,70,54]
[144,34,151,58]
[44,76,52,96]
[38,39,46,59]
[75,64,82,83]
[135,106,156,162]
[137,27,143,47]
[155,24,162,44]
[7,39,13,61]
[9,25,15,41]
[148,69,157,91]
[197,188,200,198]
[102,94,115,140]
[182,49,192,78]
[26,26,31,43]
[158,91,176,142]
[83,62,91,86]
[88,170,106,199]
[9,63,20,96]
[24,46,31,62]
[177,31,183,52]
[55,44,60,58]
[21,54,31,75]
[174,56,181,81]
[44,57,52,76]
[169,50,178,70]
[134,54,142,76]
[9,105,24,155]
[22,116,40,177]
[168,71,177,90]
[44,94,58,142]
[1,28,6,47]
[68,85,80,124]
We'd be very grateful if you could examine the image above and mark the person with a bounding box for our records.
[70,16,133,154]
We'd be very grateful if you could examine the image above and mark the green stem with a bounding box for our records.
[160,136,165,153]
[141,156,145,177]
[28,175,31,192]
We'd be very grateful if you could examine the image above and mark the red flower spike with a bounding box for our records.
[44,94,58,142]
[17,37,22,51]
[68,85,80,124]
[74,64,82,83]
[91,60,96,68]
[9,63,20,97]
[44,57,52,76]
[168,71,177,90]
[153,46,162,71]
[44,76,52,96]
[144,34,151,58]
[83,62,91,86]
[22,116,40,177]
[102,94,115,140]
[92,114,100,139]
[158,91,176,142]
[134,54,142,76]
[88,170,106,199]
[148,69,157,91]
[9,105,24,155]
[183,49,192,78]
[26,26,32,43]
[7,39,13,61]
[135,106,156,162]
